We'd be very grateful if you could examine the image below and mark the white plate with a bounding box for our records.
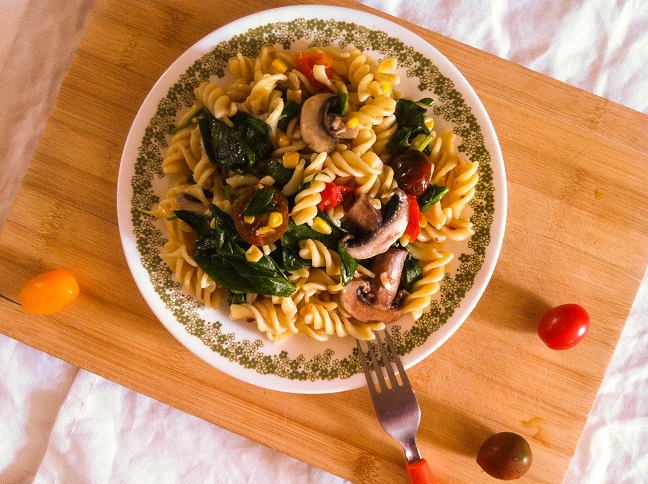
[117,5,506,393]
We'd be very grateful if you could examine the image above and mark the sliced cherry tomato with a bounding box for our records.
[295,51,336,89]
[538,304,590,350]
[477,432,532,480]
[390,149,432,196]
[19,269,79,315]
[404,193,422,240]
[231,184,289,246]
[317,182,355,211]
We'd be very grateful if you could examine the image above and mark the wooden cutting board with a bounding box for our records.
[1,0,647,482]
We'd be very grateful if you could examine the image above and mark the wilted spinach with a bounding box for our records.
[386,98,433,154]
[199,110,271,174]
[174,205,295,297]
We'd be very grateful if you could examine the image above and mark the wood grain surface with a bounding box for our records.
[1,0,648,482]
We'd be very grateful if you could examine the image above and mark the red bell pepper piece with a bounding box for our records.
[404,193,422,241]
[317,182,355,211]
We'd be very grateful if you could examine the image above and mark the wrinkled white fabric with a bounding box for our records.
[0,1,647,483]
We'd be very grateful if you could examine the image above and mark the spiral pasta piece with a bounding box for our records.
[194,82,237,125]
[402,250,454,319]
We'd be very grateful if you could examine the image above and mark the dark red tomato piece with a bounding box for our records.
[231,184,289,246]
[295,52,336,89]
[404,193,422,241]
[477,432,532,480]
[538,304,590,350]
[317,182,355,211]
[389,149,432,196]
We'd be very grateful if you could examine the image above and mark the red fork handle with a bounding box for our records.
[406,459,436,484]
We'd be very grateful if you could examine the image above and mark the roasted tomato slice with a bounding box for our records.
[295,51,336,89]
[231,184,289,246]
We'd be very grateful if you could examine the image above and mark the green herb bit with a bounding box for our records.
[400,253,423,292]
[418,185,449,212]
[336,90,349,116]
[416,133,435,152]
[169,107,206,134]
[337,242,358,286]
[228,292,247,305]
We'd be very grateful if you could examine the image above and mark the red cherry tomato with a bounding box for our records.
[19,269,79,315]
[538,304,590,350]
[295,51,336,89]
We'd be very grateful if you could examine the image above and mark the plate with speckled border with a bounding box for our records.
[117,5,506,393]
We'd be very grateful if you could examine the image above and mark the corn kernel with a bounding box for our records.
[282,151,300,169]
[209,219,216,229]
[287,89,302,104]
[311,216,332,235]
[245,245,263,262]
[380,81,392,94]
[255,226,275,236]
[277,132,290,148]
[243,215,255,224]
[346,117,359,129]
[424,116,435,130]
[268,212,283,228]
[271,58,288,74]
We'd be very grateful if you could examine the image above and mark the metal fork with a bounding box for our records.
[356,330,436,483]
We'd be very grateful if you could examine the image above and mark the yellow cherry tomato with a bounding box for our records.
[19,269,79,315]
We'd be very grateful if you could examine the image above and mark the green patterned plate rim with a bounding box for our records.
[117,5,507,394]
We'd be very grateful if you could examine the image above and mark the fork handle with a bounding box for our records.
[406,459,435,483]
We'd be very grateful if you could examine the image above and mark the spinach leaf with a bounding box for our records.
[254,160,294,187]
[400,253,423,292]
[274,232,308,272]
[200,110,271,174]
[242,187,274,217]
[418,185,449,212]
[285,212,347,250]
[174,206,295,297]
[337,242,358,286]
[277,100,301,132]
[386,98,431,154]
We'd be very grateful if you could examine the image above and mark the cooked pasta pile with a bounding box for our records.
[149,45,479,343]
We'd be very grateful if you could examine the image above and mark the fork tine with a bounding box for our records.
[382,330,411,387]
[375,331,400,389]
[356,339,379,397]
[366,337,389,391]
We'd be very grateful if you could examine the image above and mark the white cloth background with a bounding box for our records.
[1,1,647,482]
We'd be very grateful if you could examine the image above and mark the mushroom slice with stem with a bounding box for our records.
[339,248,408,323]
[300,93,359,153]
[341,189,409,260]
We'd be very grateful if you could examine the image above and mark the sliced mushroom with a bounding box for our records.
[339,248,408,323]
[300,93,358,153]
[341,189,410,260]
[342,192,382,236]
